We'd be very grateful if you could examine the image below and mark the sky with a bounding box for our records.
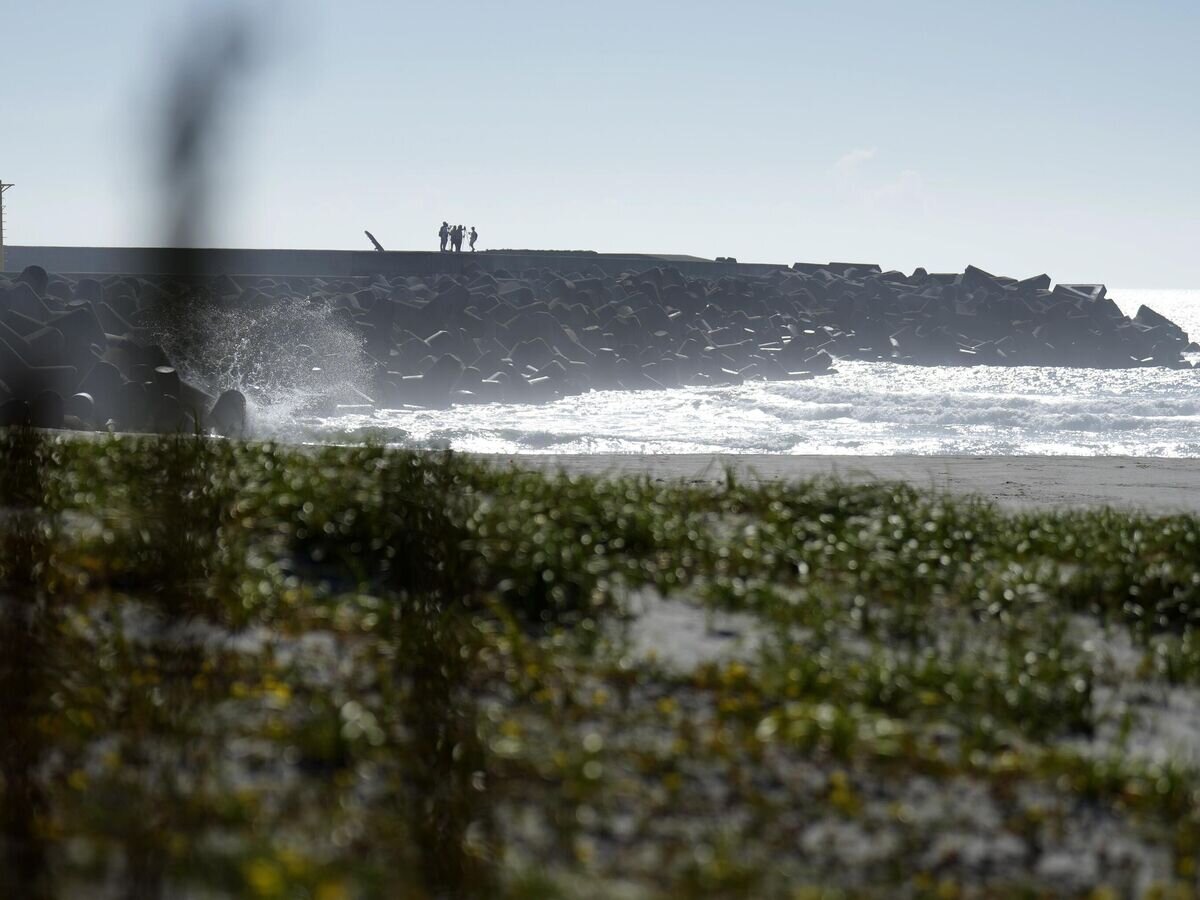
[3,0,1199,286]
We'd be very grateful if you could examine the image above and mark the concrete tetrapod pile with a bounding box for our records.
[312,260,1196,409]
[0,259,1193,431]
[0,265,246,433]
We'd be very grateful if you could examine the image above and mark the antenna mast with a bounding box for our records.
[0,182,12,272]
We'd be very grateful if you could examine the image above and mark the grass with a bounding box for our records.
[3,430,1200,896]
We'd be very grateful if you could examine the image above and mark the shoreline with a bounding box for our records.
[481,453,1200,514]
[34,431,1200,513]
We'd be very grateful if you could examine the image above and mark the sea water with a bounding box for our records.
[266,290,1200,457]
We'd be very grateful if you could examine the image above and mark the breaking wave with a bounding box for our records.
[144,294,371,428]
[284,361,1200,456]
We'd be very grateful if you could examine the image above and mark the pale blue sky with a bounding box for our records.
[3,1,1198,285]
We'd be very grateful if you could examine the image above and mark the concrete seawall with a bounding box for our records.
[4,245,802,280]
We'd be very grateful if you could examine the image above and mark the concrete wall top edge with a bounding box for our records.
[2,246,796,280]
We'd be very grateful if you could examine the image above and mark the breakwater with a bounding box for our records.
[0,248,1193,435]
[4,245,784,280]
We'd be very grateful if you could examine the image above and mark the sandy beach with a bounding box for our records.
[485,454,1200,514]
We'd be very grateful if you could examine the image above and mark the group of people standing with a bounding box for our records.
[439,222,477,252]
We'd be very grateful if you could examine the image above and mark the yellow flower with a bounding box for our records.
[315,883,349,900]
[243,858,284,897]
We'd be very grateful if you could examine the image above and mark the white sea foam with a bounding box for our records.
[260,289,1200,457]
[146,293,371,429]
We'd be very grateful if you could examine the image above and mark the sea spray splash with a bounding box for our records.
[145,293,370,432]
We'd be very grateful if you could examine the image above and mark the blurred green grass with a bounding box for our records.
[3,431,1200,897]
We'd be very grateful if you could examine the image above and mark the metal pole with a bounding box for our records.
[0,182,13,273]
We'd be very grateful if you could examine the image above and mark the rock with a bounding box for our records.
[78,361,124,424]
[73,278,105,304]
[428,283,471,314]
[0,399,30,426]
[510,337,556,371]
[398,354,464,408]
[24,327,65,367]
[96,301,138,337]
[475,372,508,402]
[804,349,834,372]
[1054,283,1106,303]
[207,389,248,438]
[1017,273,1051,293]
[178,382,216,422]
[424,352,464,394]
[66,392,95,426]
[7,282,51,321]
[1135,305,1188,343]
[537,358,569,385]
[151,393,189,433]
[45,280,73,303]
[0,325,79,394]
[779,334,817,369]
[153,365,182,398]
[116,380,150,432]
[961,265,1002,294]
[53,305,107,350]
[523,373,559,401]
[425,329,462,356]
[15,265,49,297]
[30,390,65,429]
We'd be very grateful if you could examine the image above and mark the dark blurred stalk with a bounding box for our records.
[0,425,54,899]
[116,15,256,898]
[401,598,496,896]
[378,453,497,896]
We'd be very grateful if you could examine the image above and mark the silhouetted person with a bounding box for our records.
[469,226,478,252]
[439,221,449,252]
[452,224,463,252]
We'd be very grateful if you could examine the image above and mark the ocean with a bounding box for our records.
[260,290,1200,457]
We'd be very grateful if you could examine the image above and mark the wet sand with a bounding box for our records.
[482,454,1200,514]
